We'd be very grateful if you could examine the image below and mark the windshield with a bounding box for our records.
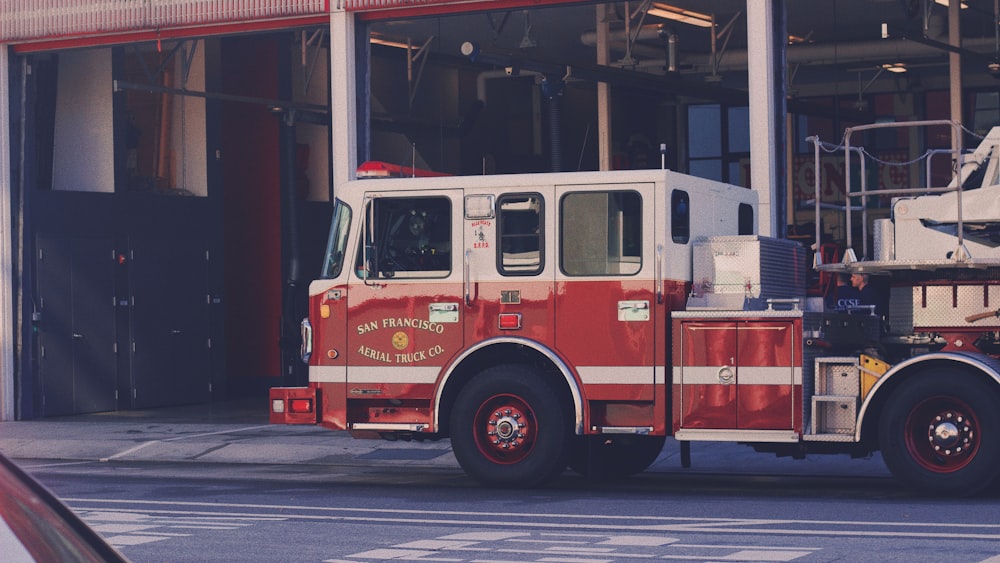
[321,199,352,279]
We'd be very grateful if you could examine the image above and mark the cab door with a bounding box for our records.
[462,188,555,351]
[554,183,659,431]
[345,190,464,419]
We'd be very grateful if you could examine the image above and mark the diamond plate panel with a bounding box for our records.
[911,284,1000,328]
[812,396,857,435]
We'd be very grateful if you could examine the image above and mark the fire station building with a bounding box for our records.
[1,0,996,420]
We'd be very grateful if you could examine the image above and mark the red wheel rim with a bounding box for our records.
[903,395,980,473]
[471,393,536,465]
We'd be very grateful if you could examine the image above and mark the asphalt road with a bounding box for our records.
[5,401,1000,562]
[20,457,1000,563]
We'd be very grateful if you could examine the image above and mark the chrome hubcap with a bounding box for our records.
[489,409,526,449]
[928,412,973,456]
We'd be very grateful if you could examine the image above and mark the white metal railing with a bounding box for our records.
[807,120,971,267]
[0,0,329,43]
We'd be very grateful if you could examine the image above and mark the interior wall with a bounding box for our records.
[52,49,114,192]
[292,45,331,202]
[170,41,208,196]
[221,35,282,383]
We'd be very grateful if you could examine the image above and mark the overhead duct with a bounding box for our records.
[580,15,995,74]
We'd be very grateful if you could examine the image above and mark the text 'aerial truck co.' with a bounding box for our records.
[271,120,1000,496]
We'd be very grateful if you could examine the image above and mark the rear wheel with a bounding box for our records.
[450,365,570,487]
[569,435,666,479]
[878,370,1000,496]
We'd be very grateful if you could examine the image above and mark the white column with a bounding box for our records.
[330,7,358,192]
[746,0,779,237]
[0,46,14,421]
[596,4,612,171]
[948,0,962,152]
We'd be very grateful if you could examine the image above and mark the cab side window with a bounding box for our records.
[671,189,690,243]
[560,190,641,276]
[738,203,754,235]
[498,194,543,275]
[355,196,451,279]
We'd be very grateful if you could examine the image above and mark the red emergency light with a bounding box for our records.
[288,398,313,414]
[498,313,522,330]
[269,387,318,424]
[356,161,450,179]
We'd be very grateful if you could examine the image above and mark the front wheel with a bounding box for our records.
[878,369,1000,496]
[450,365,570,488]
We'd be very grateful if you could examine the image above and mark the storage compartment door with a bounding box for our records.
[677,321,737,428]
[736,320,796,430]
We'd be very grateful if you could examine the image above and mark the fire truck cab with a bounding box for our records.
[275,168,756,486]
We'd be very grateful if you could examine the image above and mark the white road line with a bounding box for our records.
[17,460,96,469]
[534,558,614,563]
[63,499,1000,541]
[61,498,1000,529]
[98,425,272,462]
[504,548,651,559]
[511,539,593,545]
[119,532,190,537]
[104,535,171,546]
[672,543,820,550]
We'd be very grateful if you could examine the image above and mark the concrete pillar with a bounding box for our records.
[746,0,785,237]
[0,46,14,421]
[330,8,358,191]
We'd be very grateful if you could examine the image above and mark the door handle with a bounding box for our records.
[464,249,472,306]
[655,244,664,304]
[718,366,735,385]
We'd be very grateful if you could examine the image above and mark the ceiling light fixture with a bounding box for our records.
[647,3,714,28]
[370,33,415,50]
[882,62,908,73]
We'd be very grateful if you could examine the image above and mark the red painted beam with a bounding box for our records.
[12,15,328,54]
[353,0,589,21]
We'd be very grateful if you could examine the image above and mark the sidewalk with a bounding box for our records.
[0,398,891,478]
[0,398,457,469]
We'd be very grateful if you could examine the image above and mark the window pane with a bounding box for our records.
[561,191,641,276]
[498,194,543,275]
[973,92,1000,134]
[738,203,754,235]
[727,106,750,153]
[729,161,748,187]
[671,190,690,244]
[321,200,352,279]
[356,196,451,279]
[689,159,723,182]
[688,105,721,158]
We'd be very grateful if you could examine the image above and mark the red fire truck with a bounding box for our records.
[271,120,1000,496]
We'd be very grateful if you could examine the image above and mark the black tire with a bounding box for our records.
[569,435,666,479]
[449,365,570,488]
[878,369,1000,496]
